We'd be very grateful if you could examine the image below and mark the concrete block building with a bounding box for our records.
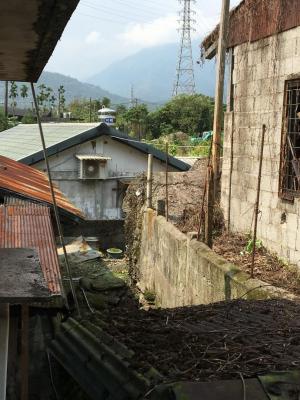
[202,0,300,267]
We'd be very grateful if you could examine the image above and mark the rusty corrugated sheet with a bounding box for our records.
[202,0,300,52]
[0,203,61,295]
[0,155,84,219]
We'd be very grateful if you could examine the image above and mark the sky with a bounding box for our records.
[45,0,241,81]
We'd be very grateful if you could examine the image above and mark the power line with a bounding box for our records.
[78,12,145,25]
[83,0,171,13]
[81,2,163,18]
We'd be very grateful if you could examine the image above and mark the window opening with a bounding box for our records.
[280,79,300,199]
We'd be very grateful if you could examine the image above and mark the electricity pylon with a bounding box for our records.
[173,0,196,96]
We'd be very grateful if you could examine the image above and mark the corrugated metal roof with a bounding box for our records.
[0,123,190,172]
[0,155,84,219]
[0,203,61,295]
[0,123,99,161]
[202,0,300,55]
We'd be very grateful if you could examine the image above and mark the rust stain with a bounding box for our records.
[202,0,300,52]
[0,202,61,295]
[0,155,84,219]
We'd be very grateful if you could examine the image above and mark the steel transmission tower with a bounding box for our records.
[173,0,196,96]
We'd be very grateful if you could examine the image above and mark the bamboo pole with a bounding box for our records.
[251,124,266,278]
[165,143,169,221]
[31,83,80,316]
[197,142,213,241]
[146,154,153,209]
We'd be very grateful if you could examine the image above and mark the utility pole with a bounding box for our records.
[206,0,230,247]
[173,0,196,96]
[4,82,8,117]
[89,97,92,122]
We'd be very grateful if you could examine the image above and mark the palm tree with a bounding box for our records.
[9,81,18,116]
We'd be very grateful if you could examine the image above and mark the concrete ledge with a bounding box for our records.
[138,210,296,308]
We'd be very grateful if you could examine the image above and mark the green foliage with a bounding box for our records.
[69,97,112,122]
[58,85,66,113]
[120,104,149,138]
[244,238,263,254]
[20,84,28,100]
[0,109,8,132]
[147,94,215,138]
[9,81,18,114]
[102,97,111,107]
[22,113,37,124]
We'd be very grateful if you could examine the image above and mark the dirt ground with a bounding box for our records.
[213,232,300,296]
[99,297,300,383]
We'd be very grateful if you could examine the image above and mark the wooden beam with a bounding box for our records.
[203,41,218,60]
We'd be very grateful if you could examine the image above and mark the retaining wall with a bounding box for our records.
[138,209,295,308]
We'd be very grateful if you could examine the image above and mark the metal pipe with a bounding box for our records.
[251,124,266,278]
[30,83,80,316]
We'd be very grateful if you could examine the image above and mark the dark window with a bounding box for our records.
[280,79,300,200]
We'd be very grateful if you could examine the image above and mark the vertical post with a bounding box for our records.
[251,125,266,278]
[146,154,153,209]
[227,113,234,232]
[0,304,9,400]
[4,82,8,118]
[205,165,214,248]
[20,305,29,400]
[206,0,231,247]
[165,143,169,221]
[89,97,92,123]
[212,0,231,195]
[58,90,61,119]
[30,83,80,316]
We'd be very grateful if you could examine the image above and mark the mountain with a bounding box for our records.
[87,42,216,103]
[0,71,129,107]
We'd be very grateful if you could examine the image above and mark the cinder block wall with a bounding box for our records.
[138,209,294,308]
[222,27,300,267]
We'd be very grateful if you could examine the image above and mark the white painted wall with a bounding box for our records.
[36,135,178,220]
[222,26,300,267]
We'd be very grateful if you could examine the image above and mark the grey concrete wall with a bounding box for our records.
[222,26,300,268]
[138,209,295,308]
[36,136,178,220]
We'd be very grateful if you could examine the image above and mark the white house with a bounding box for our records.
[0,123,189,220]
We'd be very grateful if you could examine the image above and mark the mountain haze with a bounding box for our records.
[0,72,129,107]
[87,42,216,103]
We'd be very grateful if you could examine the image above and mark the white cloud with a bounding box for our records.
[119,14,178,48]
[85,31,101,44]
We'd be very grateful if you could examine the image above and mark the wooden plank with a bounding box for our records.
[0,249,50,303]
